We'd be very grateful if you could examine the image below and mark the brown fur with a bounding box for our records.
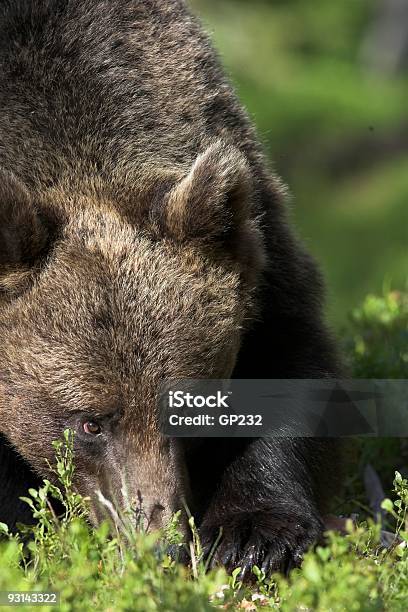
[0,181,254,524]
[0,0,341,572]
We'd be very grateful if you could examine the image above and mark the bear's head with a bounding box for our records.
[0,141,264,529]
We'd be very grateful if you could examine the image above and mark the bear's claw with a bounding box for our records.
[199,509,322,580]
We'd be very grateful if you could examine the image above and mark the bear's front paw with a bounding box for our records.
[200,508,323,579]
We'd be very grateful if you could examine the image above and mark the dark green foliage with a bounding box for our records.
[344,290,408,378]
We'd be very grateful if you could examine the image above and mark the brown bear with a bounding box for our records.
[0,0,341,575]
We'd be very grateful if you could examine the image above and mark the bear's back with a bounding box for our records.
[0,0,260,200]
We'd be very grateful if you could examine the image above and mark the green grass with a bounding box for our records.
[1,290,408,611]
[1,435,408,611]
[0,443,407,611]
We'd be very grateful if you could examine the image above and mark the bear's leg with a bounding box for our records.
[197,295,341,576]
[198,436,333,577]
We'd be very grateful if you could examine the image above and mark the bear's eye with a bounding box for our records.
[83,420,102,436]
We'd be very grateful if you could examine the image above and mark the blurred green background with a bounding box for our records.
[191,0,408,329]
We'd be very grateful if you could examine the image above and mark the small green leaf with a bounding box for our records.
[381,498,395,514]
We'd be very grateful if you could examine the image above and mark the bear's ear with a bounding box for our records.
[161,141,253,242]
[0,172,50,295]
